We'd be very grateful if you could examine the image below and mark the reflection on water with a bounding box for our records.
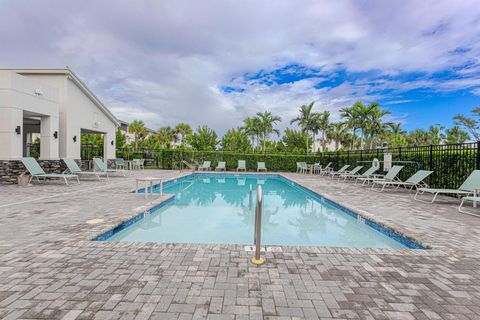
[109,176,407,248]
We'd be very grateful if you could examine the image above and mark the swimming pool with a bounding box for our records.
[97,174,423,249]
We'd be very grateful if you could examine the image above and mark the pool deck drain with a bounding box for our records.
[0,169,479,319]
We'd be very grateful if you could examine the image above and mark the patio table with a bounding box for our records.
[135,177,163,199]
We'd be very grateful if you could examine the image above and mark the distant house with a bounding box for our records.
[312,139,340,152]
[118,120,155,146]
[0,68,119,183]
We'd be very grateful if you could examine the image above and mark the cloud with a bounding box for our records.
[0,0,479,134]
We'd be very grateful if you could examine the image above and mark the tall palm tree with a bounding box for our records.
[339,105,360,149]
[128,120,147,149]
[290,102,316,153]
[242,117,260,148]
[156,126,176,148]
[256,111,282,153]
[174,123,192,145]
[317,111,331,150]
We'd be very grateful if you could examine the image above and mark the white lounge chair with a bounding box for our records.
[357,165,404,186]
[336,166,363,180]
[328,165,350,178]
[341,166,378,181]
[93,158,127,176]
[63,157,108,181]
[257,162,267,172]
[216,161,226,171]
[371,170,433,192]
[237,160,246,172]
[319,162,333,175]
[198,161,211,171]
[21,157,79,185]
[415,170,480,203]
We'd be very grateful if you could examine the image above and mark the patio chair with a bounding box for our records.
[336,166,363,180]
[216,161,226,171]
[296,162,308,174]
[115,158,126,170]
[415,170,480,203]
[459,195,480,217]
[21,157,79,185]
[93,158,127,176]
[63,157,108,181]
[319,162,333,175]
[371,170,433,192]
[139,159,145,170]
[357,165,404,186]
[131,159,142,170]
[341,166,378,181]
[198,161,211,171]
[257,162,267,172]
[328,165,350,178]
[237,160,246,172]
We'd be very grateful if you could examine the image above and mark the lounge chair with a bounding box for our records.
[198,161,211,171]
[63,157,108,181]
[296,162,308,174]
[216,161,226,171]
[341,166,378,181]
[415,170,480,203]
[328,165,350,178]
[115,158,126,170]
[459,195,480,217]
[357,165,404,186]
[371,170,433,192]
[237,160,246,172]
[20,157,79,185]
[93,158,127,176]
[319,162,333,175]
[257,162,267,172]
[336,166,363,180]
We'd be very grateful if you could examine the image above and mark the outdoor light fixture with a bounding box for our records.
[111,140,114,146]
[15,126,21,135]
[53,131,58,139]
[73,135,77,142]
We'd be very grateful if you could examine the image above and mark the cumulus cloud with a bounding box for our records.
[0,0,479,134]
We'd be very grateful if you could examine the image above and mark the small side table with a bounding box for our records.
[135,177,163,199]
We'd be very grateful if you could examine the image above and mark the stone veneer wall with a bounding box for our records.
[0,159,115,184]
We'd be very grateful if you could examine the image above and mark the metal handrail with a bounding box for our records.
[251,185,265,265]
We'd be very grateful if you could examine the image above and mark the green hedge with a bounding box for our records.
[115,144,480,189]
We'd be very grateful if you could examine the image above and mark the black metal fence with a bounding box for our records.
[80,144,104,160]
[116,142,480,189]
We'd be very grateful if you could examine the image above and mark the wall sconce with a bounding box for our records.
[15,126,21,135]
[73,135,77,142]
[53,131,58,139]
[111,140,114,146]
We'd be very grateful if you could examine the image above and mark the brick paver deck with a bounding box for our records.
[0,170,479,319]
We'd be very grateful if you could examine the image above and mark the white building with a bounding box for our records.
[0,68,119,182]
[312,139,339,152]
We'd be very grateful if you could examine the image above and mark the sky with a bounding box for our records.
[1,0,480,135]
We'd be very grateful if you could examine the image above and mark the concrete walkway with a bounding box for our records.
[0,170,479,319]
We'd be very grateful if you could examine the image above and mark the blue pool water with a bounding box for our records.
[102,174,422,248]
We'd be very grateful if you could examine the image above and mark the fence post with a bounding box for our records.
[429,145,433,170]
[476,141,480,169]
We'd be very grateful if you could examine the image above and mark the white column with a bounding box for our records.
[39,115,59,160]
[0,107,23,160]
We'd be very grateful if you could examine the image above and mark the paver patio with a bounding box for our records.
[0,170,479,319]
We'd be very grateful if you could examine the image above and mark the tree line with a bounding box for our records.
[116,102,478,153]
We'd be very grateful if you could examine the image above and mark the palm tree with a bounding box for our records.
[290,102,316,153]
[327,122,347,150]
[339,105,360,149]
[256,111,282,153]
[242,117,260,148]
[128,120,147,149]
[174,123,192,145]
[156,126,176,148]
[317,111,331,150]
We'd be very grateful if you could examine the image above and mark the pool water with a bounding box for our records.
[104,174,420,248]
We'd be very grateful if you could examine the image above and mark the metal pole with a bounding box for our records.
[251,185,265,265]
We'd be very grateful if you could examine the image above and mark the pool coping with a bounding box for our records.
[91,172,434,252]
